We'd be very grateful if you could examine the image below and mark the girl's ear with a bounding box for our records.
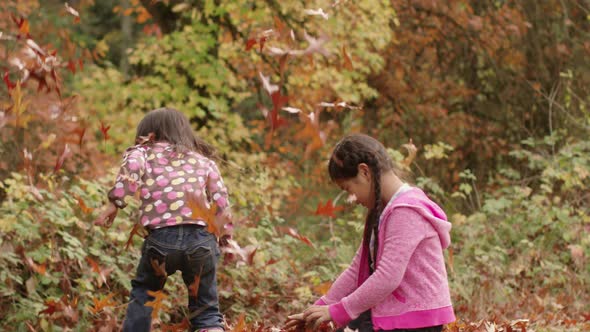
[357,163,371,182]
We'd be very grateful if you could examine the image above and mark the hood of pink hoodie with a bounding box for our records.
[382,187,451,249]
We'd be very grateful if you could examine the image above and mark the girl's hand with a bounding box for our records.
[284,313,305,331]
[303,305,332,329]
[93,202,118,228]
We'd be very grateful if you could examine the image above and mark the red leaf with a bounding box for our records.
[67,60,77,74]
[70,127,86,146]
[100,121,111,142]
[54,144,72,173]
[259,36,267,52]
[245,38,257,51]
[315,199,344,218]
[39,299,59,315]
[269,91,289,130]
[4,71,16,91]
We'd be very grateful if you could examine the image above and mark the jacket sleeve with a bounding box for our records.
[206,159,230,213]
[328,207,427,327]
[315,243,362,305]
[108,146,146,209]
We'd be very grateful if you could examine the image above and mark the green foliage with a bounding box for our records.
[449,135,590,319]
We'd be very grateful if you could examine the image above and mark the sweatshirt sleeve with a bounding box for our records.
[315,244,362,305]
[108,146,146,209]
[206,159,230,213]
[328,207,427,327]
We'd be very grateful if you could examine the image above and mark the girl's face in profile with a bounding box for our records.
[335,164,373,208]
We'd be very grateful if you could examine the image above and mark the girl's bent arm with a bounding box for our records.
[316,244,362,305]
[108,146,146,209]
[329,207,427,326]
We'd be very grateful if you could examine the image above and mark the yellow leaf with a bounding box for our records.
[10,81,31,128]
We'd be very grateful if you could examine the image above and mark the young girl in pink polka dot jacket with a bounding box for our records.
[94,108,231,332]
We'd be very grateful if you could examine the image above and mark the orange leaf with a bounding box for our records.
[187,194,218,236]
[150,257,167,278]
[88,293,116,314]
[313,281,332,296]
[341,46,353,70]
[232,312,246,332]
[85,256,113,288]
[74,195,93,214]
[188,266,203,298]
[315,199,344,218]
[125,223,147,250]
[145,290,167,319]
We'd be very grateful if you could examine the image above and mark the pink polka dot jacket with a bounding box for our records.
[108,142,229,229]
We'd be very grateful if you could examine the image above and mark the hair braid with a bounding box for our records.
[369,157,383,271]
[327,134,397,272]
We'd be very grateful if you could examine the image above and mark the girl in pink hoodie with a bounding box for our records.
[286,134,455,331]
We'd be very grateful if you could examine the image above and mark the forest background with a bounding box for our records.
[0,0,589,331]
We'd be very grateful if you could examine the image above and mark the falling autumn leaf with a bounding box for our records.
[188,266,203,298]
[3,71,16,91]
[315,199,344,218]
[88,293,116,314]
[145,290,168,319]
[401,139,417,168]
[276,226,314,247]
[99,121,111,142]
[64,3,81,23]
[54,144,72,173]
[74,195,93,214]
[245,38,257,51]
[125,223,147,250]
[304,8,329,20]
[39,299,59,316]
[150,257,168,278]
[187,191,219,236]
[232,313,247,332]
[341,46,353,70]
[282,106,302,114]
[313,281,332,295]
[85,256,113,288]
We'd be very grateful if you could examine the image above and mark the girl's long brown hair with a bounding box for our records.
[135,107,216,159]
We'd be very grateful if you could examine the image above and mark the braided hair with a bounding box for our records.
[328,134,398,271]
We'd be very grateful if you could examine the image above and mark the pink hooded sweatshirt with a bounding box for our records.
[316,187,455,330]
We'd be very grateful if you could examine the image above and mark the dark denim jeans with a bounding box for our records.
[122,224,223,332]
[337,311,443,332]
